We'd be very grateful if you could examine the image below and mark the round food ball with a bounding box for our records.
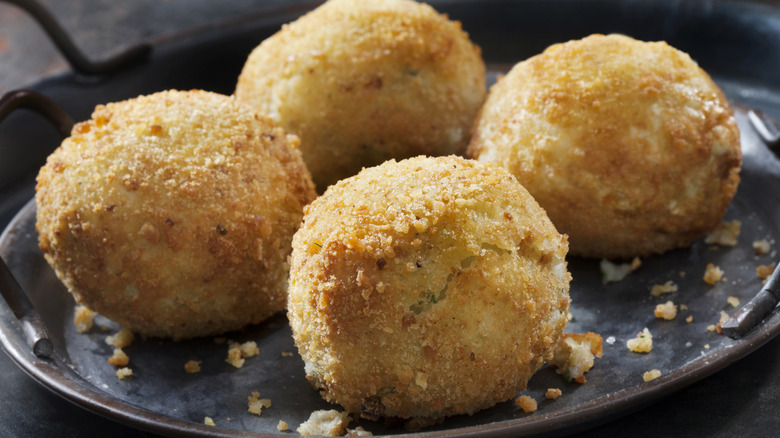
[35,90,316,339]
[468,34,742,259]
[288,155,570,419]
[235,0,486,191]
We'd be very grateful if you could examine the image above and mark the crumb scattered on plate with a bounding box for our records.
[654,301,678,320]
[73,305,95,333]
[226,340,260,368]
[281,351,294,357]
[515,395,537,413]
[549,332,603,383]
[277,420,289,432]
[757,264,775,279]
[600,257,641,283]
[546,388,563,400]
[627,328,653,353]
[703,263,724,285]
[704,220,741,246]
[727,296,740,308]
[248,391,272,416]
[184,360,202,374]
[297,410,351,437]
[686,315,694,323]
[347,426,373,436]
[643,369,662,382]
[107,348,129,367]
[650,281,678,297]
[116,367,133,380]
[204,417,215,426]
[236,340,259,357]
[106,328,134,349]
[708,311,731,334]
[753,239,771,255]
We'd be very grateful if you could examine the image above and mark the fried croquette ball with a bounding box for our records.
[235,0,486,191]
[468,34,742,259]
[288,155,570,419]
[35,90,316,340]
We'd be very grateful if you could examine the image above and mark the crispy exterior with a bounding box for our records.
[468,34,742,258]
[35,90,316,339]
[288,156,570,419]
[235,0,486,191]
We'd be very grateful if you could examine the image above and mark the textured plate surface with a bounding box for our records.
[1,1,780,437]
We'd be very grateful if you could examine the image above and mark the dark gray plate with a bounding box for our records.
[1,1,780,437]
[2,105,780,438]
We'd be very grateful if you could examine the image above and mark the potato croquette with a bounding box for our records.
[468,34,742,259]
[35,90,316,340]
[288,155,570,419]
[235,0,486,191]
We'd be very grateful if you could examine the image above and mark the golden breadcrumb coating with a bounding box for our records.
[235,0,486,190]
[35,90,316,340]
[468,34,741,258]
[288,155,570,419]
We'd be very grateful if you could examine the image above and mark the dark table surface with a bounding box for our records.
[1,1,780,437]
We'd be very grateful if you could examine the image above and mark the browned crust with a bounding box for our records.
[35,90,316,339]
[288,155,570,419]
[468,34,742,258]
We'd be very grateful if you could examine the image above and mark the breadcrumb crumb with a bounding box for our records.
[704,220,741,246]
[757,264,775,279]
[515,395,537,413]
[108,348,129,366]
[654,301,678,320]
[643,369,662,382]
[549,332,603,383]
[727,296,740,308]
[297,410,351,436]
[281,351,294,357]
[545,388,563,400]
[237,340,259,357]
[600,257,640,283]
[204,417,215,426]
[184,360,202,374]
[716,310,730,334]
[277,420,289,432]
[248,391,272,416]
[686,315,693,323]
[703,263,724,285]
[627,328,653,353]
[106,328,134,348]
[226,346,245,368]
[225,341,259,368]
[753,239,771,255]
[73,305,95,333]
[116,367,133,380]
[650,281,678,297]
[347,427,373,436]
